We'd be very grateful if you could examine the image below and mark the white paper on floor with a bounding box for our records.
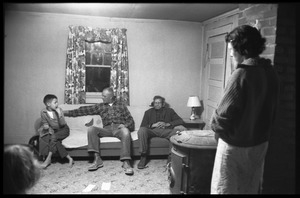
[101,182,111,191]
[82,184,96,193]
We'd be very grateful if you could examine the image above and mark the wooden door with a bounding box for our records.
[203,24,233,129]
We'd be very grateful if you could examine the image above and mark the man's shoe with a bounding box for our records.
[137,156,148,169]
[122,162,134,176]
[124,167,134,175]
[88,162,103,171]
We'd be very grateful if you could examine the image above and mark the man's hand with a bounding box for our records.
[152,122,170,129]
[63,110,69,116]
[49,128,54,135]
[165,122,171,127]
[118,124,126,129]
[151,122,161,128]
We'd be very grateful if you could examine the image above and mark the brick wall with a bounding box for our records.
[238,4,295,194]
[238,4,278,62]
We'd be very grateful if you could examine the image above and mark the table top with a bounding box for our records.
[183,118,205,124]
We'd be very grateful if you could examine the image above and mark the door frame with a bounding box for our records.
[200,13,238,127]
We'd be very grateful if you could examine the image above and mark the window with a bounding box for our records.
[85,41,112,103]
[65,26,129,105]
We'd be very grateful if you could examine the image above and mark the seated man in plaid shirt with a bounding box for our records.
[64,87,135,175]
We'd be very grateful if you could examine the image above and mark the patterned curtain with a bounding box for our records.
[64,26,129,105]
[111,28,130,105]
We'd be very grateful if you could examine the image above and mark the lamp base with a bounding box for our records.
[189,114,199,120]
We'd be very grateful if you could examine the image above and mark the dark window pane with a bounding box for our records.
[86,67,111,92]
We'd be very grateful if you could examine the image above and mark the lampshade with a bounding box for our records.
[187,96,201,107]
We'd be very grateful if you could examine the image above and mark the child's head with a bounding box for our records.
[43,94,58,110]
[4,144,41,194]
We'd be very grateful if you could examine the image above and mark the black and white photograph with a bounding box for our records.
[4,3,296,194]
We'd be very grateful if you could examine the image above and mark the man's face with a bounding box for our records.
[153,98,163,110]
[102,90,113,104]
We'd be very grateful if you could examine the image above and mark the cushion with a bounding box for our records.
[62,128,138,148]
[62,115,103,148]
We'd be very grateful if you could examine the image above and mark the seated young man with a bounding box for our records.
[137,95,186,169]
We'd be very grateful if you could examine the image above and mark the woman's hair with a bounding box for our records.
[225,25,266,58]
[150,95,165,107]
[3,144,41,194]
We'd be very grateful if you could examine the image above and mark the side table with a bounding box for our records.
[182,118,205,130]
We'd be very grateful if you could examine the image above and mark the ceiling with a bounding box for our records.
[4,3,239,23]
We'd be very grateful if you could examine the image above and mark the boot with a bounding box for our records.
[137,154,148,169]
[122,160,134,175]
[88,152,103,171]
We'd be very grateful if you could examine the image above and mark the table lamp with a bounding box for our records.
[187,96,201,120]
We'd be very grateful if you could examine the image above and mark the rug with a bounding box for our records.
[28,158,171,194]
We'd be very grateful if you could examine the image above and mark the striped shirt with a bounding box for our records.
[67,101,135,131]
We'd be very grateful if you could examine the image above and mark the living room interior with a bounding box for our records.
[4,3,295,194]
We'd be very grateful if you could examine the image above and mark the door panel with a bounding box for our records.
[208,85,223,102]
[203,24,232,128]
[210,63,225,81]
[211,40,226,58]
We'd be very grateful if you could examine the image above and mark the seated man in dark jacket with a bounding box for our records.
[137,95,186,169]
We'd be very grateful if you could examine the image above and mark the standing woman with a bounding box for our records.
[210,25,280,194]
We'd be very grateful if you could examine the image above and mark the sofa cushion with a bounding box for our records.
[65,115,103,131]
[62,115,103,148]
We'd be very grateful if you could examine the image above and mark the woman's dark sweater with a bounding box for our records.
[210,58,280,147]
